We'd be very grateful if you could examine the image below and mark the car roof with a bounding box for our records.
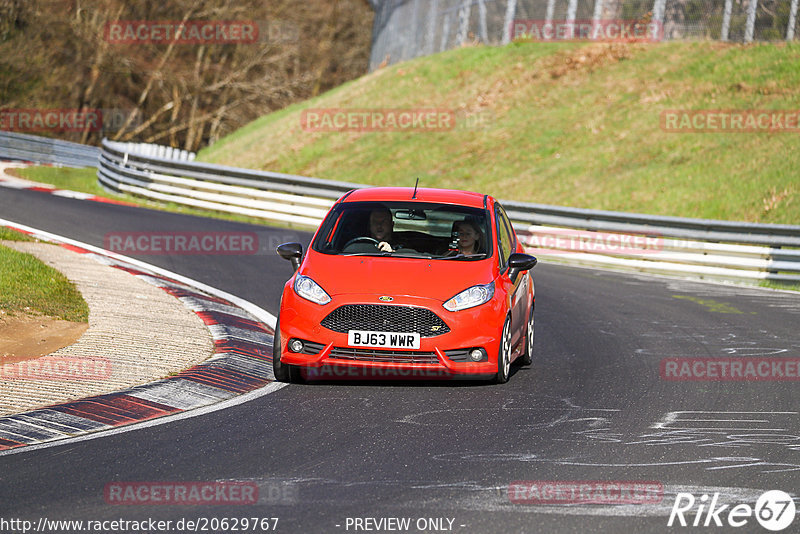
[340,187,489,209]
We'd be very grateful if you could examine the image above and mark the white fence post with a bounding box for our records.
[477,0,488,42]
[440,13,451,52]
[788,0,798,40]
[592,0,604,40]
[721,0,733,41]
[745,0,758,43]
[426,0,439,54]
[502,0,518,44]
[567,0,578,22]
[652,0,667,41]
[545,0,556,25]
[652,0,667,26]
[456,1,471,45]
[408,0,420,60]
[592,0,604,22]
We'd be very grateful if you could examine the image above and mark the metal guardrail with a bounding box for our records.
[109,141,196,162]
[97,138,362,227]
[97,137,800,284]
[0,131,100,168]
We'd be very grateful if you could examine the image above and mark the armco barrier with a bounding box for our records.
[3,133,795,284]
[0,131,100,168]
[103,141,196,162]
[97,138,359,227]
[96,137,800,283]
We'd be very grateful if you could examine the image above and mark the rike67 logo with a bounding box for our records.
[668,490,796,531]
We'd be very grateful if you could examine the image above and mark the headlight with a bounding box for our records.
[443,282,494,312]
[294,275,331,305]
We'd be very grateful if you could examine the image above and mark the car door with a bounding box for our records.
[495,203,525,350]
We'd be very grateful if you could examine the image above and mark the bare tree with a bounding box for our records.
[0,0,373,150]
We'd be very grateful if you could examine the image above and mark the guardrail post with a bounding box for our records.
[768,245,781,274]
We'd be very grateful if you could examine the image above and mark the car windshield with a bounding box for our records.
[312,201,493,260]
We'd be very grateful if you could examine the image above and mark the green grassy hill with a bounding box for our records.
[198,41,799,224]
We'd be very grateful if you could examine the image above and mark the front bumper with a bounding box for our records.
[278,291,505,378]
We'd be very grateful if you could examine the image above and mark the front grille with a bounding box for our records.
[329,347,439,364]
[321,305,450,337]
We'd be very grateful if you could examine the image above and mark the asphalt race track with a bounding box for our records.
[1,187,799,533]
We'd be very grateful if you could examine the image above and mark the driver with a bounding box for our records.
[369,207,396,252]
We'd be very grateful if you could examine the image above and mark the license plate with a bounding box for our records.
[347,330,421,349]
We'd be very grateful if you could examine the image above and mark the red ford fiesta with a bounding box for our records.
[274,187,536,383]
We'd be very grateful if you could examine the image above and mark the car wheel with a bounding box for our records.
[272,315,301,382]
[494,317,512,384]
[521,305,534,366]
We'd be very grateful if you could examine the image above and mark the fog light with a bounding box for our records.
[469,349,483,361]
[289,339,304,353]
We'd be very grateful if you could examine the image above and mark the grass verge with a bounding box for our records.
[0,227,34,242]
[0,241,89,322]
[759,280,800,292]
[198,41,799,224]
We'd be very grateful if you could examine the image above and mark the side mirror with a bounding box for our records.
[507,253,537,283]
[277,242,303,271]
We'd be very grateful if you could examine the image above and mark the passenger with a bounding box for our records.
[450,219,484,256]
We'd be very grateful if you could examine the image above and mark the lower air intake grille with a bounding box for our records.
[329,347,439,364]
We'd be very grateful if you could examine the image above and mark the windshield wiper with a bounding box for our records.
[391,253,433,259]
[341,252,393,257]
[341,251,433,259]
[437,253,486,261]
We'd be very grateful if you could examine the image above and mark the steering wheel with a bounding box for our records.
[343,236,380,250]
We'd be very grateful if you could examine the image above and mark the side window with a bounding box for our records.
[495,205,513,269]
[498,204,517,251]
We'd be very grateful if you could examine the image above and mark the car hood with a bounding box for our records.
[301,254,495,302]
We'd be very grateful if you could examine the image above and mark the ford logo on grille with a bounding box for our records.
[378,296,394,302]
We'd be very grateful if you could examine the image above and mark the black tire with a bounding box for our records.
[272,315,302,382]
[521,305,534,366]
[494,317,512,384]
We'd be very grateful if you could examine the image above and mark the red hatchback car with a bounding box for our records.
[274,187,536,383]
